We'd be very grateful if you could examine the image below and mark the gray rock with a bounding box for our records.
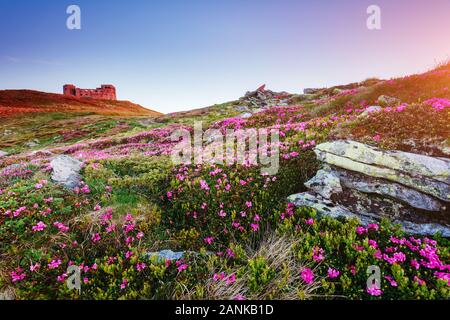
[147,250,184,262]
[315,141,450,200]
[50,155,83,189]
[338,169,443,212]
[400,221,450,237]
[0,288,15,300]
[378,95,401,106]
[288,192,450,237]
[287,192,362,221]
[288,192,373,223]
[0,151,8,158]
[251,108,265,114]
[25,139,40,148]
[240,112,253,119]
[234,105,250,112]
[361,106,382,117]
[303,88,321,94]
[304,165,342,199]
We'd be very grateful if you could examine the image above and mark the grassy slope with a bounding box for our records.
[0,90,164,154]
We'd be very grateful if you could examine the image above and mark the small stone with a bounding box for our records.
[50,155,83,189]
[146,250,184,262]
[360,106,382,117]
[378,95,401,106]
[25,139,40,148]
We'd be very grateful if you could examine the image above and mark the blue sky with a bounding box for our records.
[1,0,450,113]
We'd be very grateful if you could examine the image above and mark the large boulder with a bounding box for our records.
[315,140,450,200]
[50,155,83,189]
[0,151,8,158]
[289,140,450,237]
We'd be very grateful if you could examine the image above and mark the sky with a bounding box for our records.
[1,0,450,113]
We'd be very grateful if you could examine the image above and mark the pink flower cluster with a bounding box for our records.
[424,98,450,111]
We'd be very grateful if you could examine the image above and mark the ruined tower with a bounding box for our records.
[63,84,117,100]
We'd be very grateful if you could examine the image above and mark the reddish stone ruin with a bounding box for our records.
[63,84,117,100]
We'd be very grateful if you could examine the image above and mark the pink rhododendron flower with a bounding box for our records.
[48,259,62,270]
[125,251,134,259]
[177,264,188,272]
[226,248,235,258]
[57,273,67,282]
[356,226,367,235]
[424,98,450,111]
[30,263,41,272]
[91,233,101,243]
[32,221,47,232]
[301,268,314,284]
[372,134,381,142]
[136,263,147,271]
[54,222,69,233]
[10,268,26,282]
[204,237,214,245]
[213,272,225,282]
[327,268,340,279]
[200,180,210,190]
[305,218,314,225]
[414,276,426,286]
[434,272,450,285]
[367,284,383,296]
[313,247,325,262]
[385,276,398,287]
[226,273,236,285]
[120,279,128,290]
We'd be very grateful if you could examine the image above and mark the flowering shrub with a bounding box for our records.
[277,207,450,299]
[331,102,450,156]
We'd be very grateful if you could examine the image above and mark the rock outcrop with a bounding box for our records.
[50,155,83,189]
[289,140,450,237]
[240,85,291,109]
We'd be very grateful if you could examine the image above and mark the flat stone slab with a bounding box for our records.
[288,192,450,237]
[315,140,450,184]
[315,144,450,202]
[338,169,444,212]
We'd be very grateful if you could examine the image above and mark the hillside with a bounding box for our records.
[0,64,449,300]
[0,90,162,117]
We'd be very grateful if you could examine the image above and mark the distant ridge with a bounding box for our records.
[0,90,162,117]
